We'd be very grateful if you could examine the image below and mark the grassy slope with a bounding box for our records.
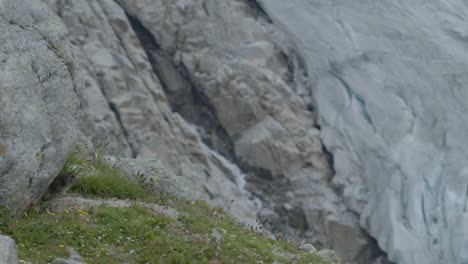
[0,147,331,264]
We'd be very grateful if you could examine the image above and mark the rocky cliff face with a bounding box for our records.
[45,0,277,229]
[257,1,468,264]
[37,0,468,264]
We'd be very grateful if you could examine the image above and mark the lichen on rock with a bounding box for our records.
[0,0,80,213]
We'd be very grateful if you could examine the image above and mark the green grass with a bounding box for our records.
[0,145,332,264]
[0,203,330,264]
[60,145,152,201]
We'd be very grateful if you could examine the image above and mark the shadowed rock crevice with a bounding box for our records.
[246,0,273,23]
[122,1,317,241]
[355,236,395,264]
[106,97,138,158]
[126,14,236,160]
[125,12,290,230]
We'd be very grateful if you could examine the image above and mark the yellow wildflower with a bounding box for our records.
[64,209,70,213]
[46,208,55,216]
[59,245,65,248]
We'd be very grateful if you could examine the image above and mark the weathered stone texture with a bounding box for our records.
[0,0,80,212]
[0,235,18,264]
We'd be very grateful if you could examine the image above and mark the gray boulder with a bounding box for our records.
[317,249,342,263]
[0,0,80,212]
[0,235,18,264]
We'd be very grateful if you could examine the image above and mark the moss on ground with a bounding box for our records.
[0,146,332,264]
